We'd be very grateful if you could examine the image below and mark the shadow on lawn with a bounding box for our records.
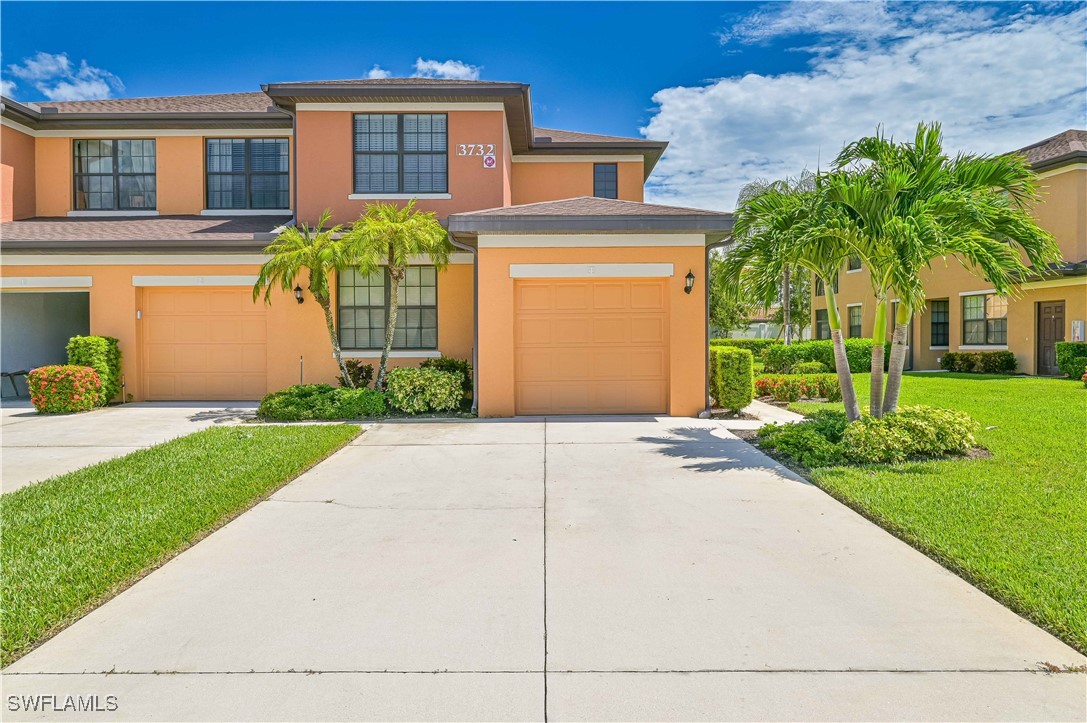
[638,425,812,481]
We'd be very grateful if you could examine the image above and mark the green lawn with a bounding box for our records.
[1,424,359,665]
[791,373,1087,653]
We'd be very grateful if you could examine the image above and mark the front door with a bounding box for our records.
[1036,301,1065,375]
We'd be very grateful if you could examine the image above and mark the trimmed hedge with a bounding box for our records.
[762,338,891,373]
[1055,342,1087,379]
[420,355,473,398]
[66,336,121,405]
[339,360,374,389]
[710,346,754,412]
[791,361,828,374]
[939,350,1017,374]
[709,338,778,354]
[385,367,463,413]
[755,373,842,402]
[258,384,387,420]
[27,365,102,414]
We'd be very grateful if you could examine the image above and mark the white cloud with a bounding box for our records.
[0,78,15,97]
[5,51,123,101]
[412,58,481,80]
[645,3,1087,211]
[366,64,391,80]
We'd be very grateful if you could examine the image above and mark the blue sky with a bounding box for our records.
[3,2,1085,210]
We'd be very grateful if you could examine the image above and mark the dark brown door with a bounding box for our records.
[1036,301,1065,375]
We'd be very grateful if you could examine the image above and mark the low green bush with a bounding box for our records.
[791,361,828,374]
[66,336,121,405]
[258,384,387,420]
[339,360,374,389]
[1065,358,1087,384]
[754,373,841,402]
[385,367,463,413]
[710,346,754,412]
[1055,342,1087,378]
[420,356,473,398]
[939,351,1017,374]
[762,339,891,373]
[27,365,102,414]
[758,405,978,467]
[709,338,778,354]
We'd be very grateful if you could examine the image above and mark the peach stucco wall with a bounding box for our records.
[34,137,71,217]
[511,160,644,205]
[295,109,510,225]
[476,243,707,417]
[1,124,36,221]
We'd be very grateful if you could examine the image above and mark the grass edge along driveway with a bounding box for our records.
[790,373,1086,655]
[1,423,360,666]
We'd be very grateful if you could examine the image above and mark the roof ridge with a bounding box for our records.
[40,90,268,107]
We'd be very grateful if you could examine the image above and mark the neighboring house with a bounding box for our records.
[0,79,732,415]
[811,129,1087,375]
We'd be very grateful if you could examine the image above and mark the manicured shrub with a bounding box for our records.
[66,336,121,405]
[842,405,978,464]
[1066,358,1087,384]
[711,346,753,412]
[754,374,841,402]
[1055,342,1087,378]
[939,351,1017,374]
[339,360,374,389]
[258,384,387,420]
[385,367,463,413]
[1081,371,1087,389]
[27,365,102,414]
[758,410,849,468]
[761,339,891,373]
[791,361,828,374]
[709,338,778,354]
[420,355,473,398]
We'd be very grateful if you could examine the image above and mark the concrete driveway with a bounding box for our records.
[3,417,1084,721]
[1,401,257,493]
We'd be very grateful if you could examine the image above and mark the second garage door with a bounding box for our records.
[513,278,669,415]
[142,288,268,400]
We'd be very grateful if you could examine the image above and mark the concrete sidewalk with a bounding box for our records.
[3,417,1084,721]
[1,401,257,493]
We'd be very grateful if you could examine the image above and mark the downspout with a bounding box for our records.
[446,231,479,413]
[278,106,299,225]
[703,238,731,417]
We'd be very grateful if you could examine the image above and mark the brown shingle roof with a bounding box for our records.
[1015,129,1087,170]
[1,215,291,251]
[36,92,277,115]
[452,196,726,217]
[533,127,661,146]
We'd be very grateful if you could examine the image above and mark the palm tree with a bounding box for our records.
[343,201,451,390]
[830,123,1061,415]
[253,209,354,385]
[722,178,864,421]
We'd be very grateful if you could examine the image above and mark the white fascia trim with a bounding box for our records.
[339,350,442,359]
[67,210,159,218]
[509,263,674,279]
[0,117,36,136]
[478,233,705,248]
[132,275,259,287]
[200,209,293,216]
[1037,163,1087,179]
[0,276,92,289]
[2,118,291,139]
[2,254,268,266]
[298,102,505,112]
[348,193,451,200]
[512,155,644,164]
[958,344,1009,351]
[959,288,997,296]
[929,346,950,350]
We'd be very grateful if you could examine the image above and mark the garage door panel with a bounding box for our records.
[142,288,267,401]
[514,278,668,415]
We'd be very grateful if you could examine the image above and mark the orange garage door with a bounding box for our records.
[514,278,669,415]
[142,288,268,400]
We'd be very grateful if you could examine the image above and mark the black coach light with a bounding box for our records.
[294,285,305,304]
[684,270,696,294]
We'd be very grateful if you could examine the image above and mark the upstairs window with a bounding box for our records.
[206,138,289,210]
[338,267,438,350]
[847,255,862,271]
[963,293,1007,345]
[354,114,448,194]
[814,273,838,297]
[815,309,831,340]
[848,306,863,338]
[930,299,949,346]
[73,139,156,210]
[593,163,618,199]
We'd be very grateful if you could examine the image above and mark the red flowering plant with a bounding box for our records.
[755,374,842,403]
[27,365,103,414]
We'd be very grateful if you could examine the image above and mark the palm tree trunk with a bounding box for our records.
[320,296,353,387]
[824,285,862,422]
[783,265,792,345]
[377,267,402,391]
[870,298,887,417]
[882,302,910,415]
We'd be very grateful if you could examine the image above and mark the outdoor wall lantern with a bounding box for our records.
[294,285,305,304]
[684,270,696,294]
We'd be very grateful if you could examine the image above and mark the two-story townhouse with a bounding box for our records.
[811,129,1087,375]
[0,78,732,416]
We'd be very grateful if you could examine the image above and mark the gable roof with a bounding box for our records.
[1014,129,1087,171]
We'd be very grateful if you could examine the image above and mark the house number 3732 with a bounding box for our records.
[456,144,496,156]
